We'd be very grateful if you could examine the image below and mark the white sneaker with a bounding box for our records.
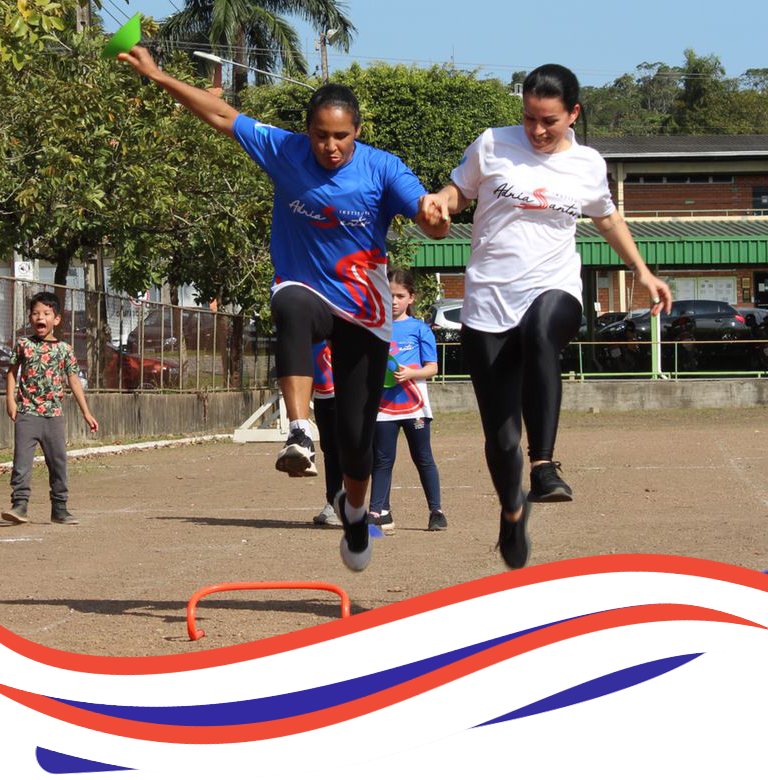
[313,503,342,527]
[334,490,372,572]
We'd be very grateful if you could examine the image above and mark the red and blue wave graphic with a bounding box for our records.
[0,555,766,777]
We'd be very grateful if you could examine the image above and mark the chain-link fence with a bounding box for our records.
[0,276,275,392]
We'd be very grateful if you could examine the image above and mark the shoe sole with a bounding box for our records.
[313,517,343,527]
[276,444,318,477]
[51,518,79,525]
[340,535,372,571]
[527,489,572,503]
[428,522,448,531]
[1,510,29,525]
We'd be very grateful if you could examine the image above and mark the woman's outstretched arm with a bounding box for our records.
[592,211,673,316]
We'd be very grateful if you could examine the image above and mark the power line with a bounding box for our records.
[102,0,132,22]
[156,40,754,81]
[98,2,128,28]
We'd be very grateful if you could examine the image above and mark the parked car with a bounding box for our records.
[736,307,768,370]
[596,311,627,329]
[596,300,749,372]
[0,343,13,392]
[103,344,179,389]
[424,299,465,376]
[425,298,463,340]
[126,308,223,353]
[13,317,177,390]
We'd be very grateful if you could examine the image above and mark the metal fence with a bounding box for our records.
[433,338,768,382]
[0,276,275,392]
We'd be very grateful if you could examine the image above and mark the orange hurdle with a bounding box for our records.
[186,581,352,640]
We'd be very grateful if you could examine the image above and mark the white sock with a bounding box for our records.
[345,501,366,524]
[289,419,312,438]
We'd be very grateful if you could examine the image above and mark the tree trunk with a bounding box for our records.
[233,28,248,99]
[53,255,72,347]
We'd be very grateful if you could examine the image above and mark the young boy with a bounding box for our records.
[2,292,98,526]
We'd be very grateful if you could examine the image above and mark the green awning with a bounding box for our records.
[402,219,768,270]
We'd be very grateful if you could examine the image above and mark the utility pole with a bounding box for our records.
[317,28,339,84]
[75,0,92,32]
[319,32,329,83]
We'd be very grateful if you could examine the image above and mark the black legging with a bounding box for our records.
[313,396,344,504]
[462,289,582,513]
[272,285,389,481]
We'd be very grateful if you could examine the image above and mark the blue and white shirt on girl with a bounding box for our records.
[377,317,437,421]
[233,115,427,342]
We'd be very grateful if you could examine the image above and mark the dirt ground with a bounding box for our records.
[0,408,766,657]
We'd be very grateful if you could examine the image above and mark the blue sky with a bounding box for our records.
[102,0,766,86]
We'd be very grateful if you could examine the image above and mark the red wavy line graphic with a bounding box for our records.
[334,248,388,328]
[0,604,763,744]
[380,378,423,415]
[519,187,549,210]
[0,555,766,675]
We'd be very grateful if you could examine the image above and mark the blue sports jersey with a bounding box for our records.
[378,317,438,420]
[233,115,427,341]
[312,341,334,399]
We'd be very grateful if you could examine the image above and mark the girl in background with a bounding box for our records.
[368,269,447,533]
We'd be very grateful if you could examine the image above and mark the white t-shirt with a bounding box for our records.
[451,126,615,332]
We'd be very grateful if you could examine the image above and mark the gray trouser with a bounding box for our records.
[11,414,68,504]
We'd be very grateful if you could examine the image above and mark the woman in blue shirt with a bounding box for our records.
[119,47,448,572]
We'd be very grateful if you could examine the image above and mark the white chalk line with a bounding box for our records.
[0,434,233,471]
[0,537,43,543]
[578,465,716,471]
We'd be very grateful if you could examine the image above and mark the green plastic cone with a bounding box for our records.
[383,355,400,388]
[103,13,141,60]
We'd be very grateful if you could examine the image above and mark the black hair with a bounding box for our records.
[306,83,361,128]
[28,291,61,315]
[388,267,416,316]
[522,64,580,113]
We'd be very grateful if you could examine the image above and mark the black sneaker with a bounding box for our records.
[497,503,532,570]
[51,502,79,525]
[427,510,448,531]
[275,430,317,477]
[528,461,573,502]
[1,501,29,525]
[335,490,372,572]
[367,510,395,533]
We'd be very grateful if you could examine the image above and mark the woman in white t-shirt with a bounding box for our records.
[420,64,672,571]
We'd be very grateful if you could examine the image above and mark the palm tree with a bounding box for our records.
[158,0,355,93]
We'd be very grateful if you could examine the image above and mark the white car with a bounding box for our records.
[425,299,463,333]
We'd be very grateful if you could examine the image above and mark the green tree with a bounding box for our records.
[742,68,768,91]
[0,27,274,310]
[158,0,355,93]
[0,0,69,69]
[668,49,731,133]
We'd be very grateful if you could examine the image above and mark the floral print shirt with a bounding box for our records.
[10,337,78,417]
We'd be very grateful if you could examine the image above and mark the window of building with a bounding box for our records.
[662,276,737,305]
[626,174,735,184]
